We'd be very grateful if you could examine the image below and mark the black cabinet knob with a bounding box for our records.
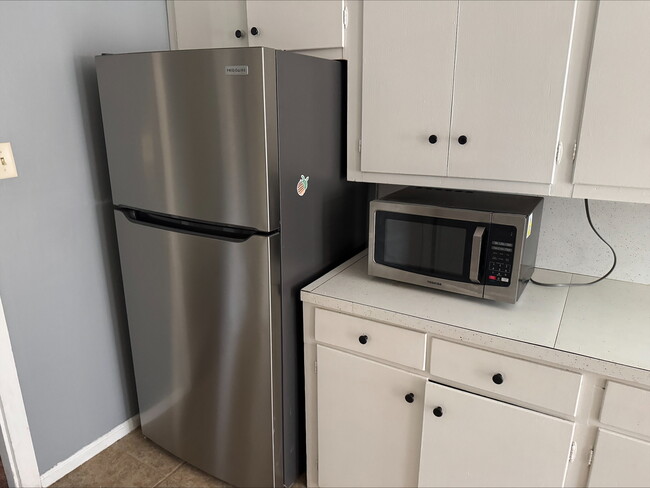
[405,393,415,404]
[358,335,368,345]
[433,406,444,417]
[428,135,438,144]
[250,26,259,36]
[234,29,244,39]
[458,135,468,145]
[492,373,504,385]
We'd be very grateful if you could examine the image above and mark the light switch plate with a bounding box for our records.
[0,142,18,179]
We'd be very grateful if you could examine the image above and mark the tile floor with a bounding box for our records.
[0,457,7,488]
[52,428,306,488]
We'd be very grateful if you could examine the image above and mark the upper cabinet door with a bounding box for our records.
[246,0,344,50]
[173,1,249,49]
[574,1,650,190]
[448,1,576,184]
[360,1,457,176]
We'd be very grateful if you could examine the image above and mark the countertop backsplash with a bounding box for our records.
[377,185,650,285]
[536,196,650,285]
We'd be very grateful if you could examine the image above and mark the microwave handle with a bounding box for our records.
[470,226,486,283]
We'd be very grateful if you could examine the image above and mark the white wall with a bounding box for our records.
[0,0,169,473]
[537,197,650,284]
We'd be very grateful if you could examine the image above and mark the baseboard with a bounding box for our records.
[40,414,140,487]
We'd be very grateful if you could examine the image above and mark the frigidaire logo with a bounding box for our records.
[427,280,443,286]
[225,65,249,75]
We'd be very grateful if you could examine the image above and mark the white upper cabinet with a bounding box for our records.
[360,1,457,176]
[574,1,650,191]
[170,1,650,203]
[448,1,575,183]
[172,1,248,49]
[169,0,345,52]
[246,1,344,51]
[356,0,576,187]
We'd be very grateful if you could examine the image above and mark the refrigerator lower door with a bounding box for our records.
[114,211,282,487]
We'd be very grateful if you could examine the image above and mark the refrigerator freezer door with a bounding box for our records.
[97,48,279,232]
[114,211,282,487]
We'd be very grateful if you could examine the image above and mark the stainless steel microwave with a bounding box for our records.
[368,188,544,303]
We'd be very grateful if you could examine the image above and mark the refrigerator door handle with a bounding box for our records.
[117,207,261,242]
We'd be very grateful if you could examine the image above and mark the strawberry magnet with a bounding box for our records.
[296,175,309,197]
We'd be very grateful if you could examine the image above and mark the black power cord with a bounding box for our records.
[530,199,617,287]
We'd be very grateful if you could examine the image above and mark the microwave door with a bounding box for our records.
[368,206,489,299]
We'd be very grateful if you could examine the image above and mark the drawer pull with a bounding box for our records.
[404,393,415,404]
[358,335,369,345]
[433,406,444,417]
[492,373,504,385]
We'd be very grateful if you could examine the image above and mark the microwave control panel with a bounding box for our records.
[486,225,516,286]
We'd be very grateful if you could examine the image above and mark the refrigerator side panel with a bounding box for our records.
[96,48,279,231]
[114,211,278,487]
[275,52,371,487]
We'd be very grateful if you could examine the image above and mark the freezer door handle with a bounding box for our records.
[118,207,259,242]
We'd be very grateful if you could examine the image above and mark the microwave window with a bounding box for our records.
[382,218,468,277]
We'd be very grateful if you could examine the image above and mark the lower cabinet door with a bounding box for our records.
[588,429,650,487]
[418,381,575,487]
[316,345,426,487]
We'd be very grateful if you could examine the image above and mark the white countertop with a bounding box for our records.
[302,252,650,385]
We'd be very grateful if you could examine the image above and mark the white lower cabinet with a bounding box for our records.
[316,345,425,487]
[587,429,650,487]
[306,306,650,487]
[418,382,575,487]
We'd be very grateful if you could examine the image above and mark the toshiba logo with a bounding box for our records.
[427,280,442,286]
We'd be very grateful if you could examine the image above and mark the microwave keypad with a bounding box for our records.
[486,232,516,286]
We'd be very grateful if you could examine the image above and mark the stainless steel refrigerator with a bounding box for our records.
[95,48,368,487]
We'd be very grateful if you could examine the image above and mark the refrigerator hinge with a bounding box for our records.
[572,141,578,164]
[554,141,563,166]
[358,139,362,153]
[588,448,594,466]
[568,441,577,463]
[343,5,349,29]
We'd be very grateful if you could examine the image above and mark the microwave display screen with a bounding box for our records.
[375,211,477,281]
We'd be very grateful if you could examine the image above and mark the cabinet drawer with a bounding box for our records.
[314,309,426,370]
[429,338,582,416]
[600,382,650,438]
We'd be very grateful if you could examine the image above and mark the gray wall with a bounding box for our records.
[0,1,169,473]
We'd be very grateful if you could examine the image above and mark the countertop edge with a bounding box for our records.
[301,252,650,388]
